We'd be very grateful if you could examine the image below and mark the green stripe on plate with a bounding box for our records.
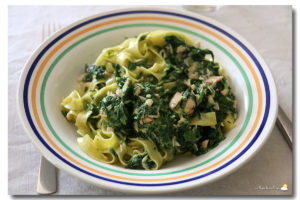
[40,23,253,176]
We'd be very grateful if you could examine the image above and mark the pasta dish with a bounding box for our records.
[60,30,237,170]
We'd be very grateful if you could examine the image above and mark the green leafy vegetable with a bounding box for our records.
[83,64,106,81]
[125,153,155,169]
[100,96,129,130]
[71,34,237,169]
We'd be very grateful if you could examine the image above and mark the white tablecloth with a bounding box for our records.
[8,5,292,195]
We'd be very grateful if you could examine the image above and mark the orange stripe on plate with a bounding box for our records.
[31,16,263,182]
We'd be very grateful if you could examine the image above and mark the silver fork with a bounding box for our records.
[276,106,293,149]
[37,23,60,195]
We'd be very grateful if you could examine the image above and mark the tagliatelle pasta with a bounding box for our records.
[60,30,237,170]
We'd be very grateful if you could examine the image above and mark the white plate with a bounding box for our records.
[17,7,277,194]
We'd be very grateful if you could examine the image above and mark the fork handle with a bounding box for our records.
[37,156,57,194]
[276,106,293,149]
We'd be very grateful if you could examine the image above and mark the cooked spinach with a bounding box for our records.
[99,35,237,157]
[128,62,137,71]
[61,110,68,117]
[125,153,155,169]
[72,34,237,169]
[83,64,106,81]
[100,96,129,131]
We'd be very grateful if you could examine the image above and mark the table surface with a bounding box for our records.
[8,5,293,195]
